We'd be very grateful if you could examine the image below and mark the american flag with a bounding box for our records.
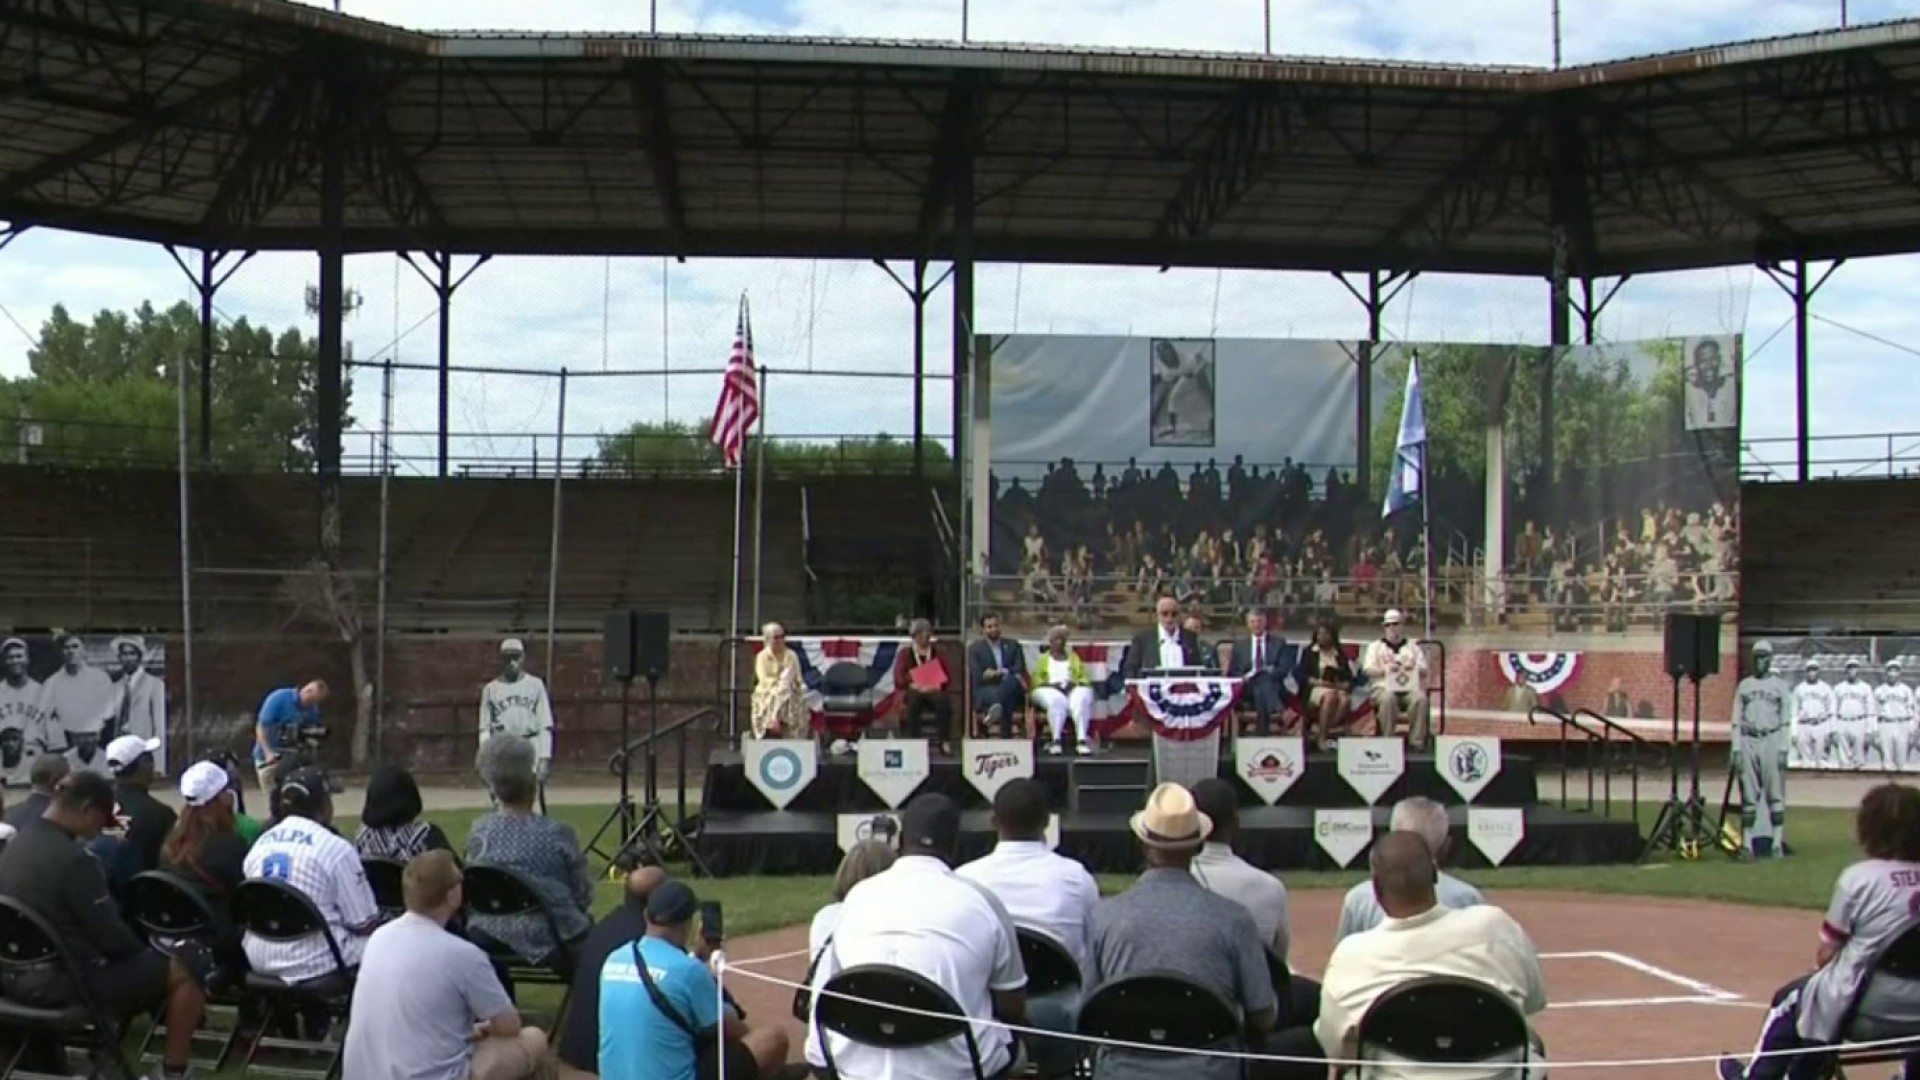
[708,293,760,468]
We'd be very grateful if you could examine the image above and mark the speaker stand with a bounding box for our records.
[1642,672,1734,862]
[584,675,640,870]
[609,674,714,878]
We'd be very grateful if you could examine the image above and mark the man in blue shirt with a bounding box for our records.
[598,881,787,1080]
[253,681,327,798]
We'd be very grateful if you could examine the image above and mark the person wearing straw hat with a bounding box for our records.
[1088,783,1294,1080]
[1361,610,1430,750]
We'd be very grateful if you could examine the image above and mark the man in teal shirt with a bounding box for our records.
[597,882,787,1080]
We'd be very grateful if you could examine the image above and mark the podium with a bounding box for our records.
[1127,667,1243,791]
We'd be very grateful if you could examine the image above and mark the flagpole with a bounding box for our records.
[1421,452,1434,641]
[750,367,767,631]
[727,449,745,742]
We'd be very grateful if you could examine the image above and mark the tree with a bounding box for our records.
[592,418,953,476]
[0,300,349,471]
[279,558,375,770]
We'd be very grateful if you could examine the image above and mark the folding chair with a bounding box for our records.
[1016,928,1082,999]
[123,871,243,1071]
[230,879,357,1080]
[0,895,137,1080]
[815,963,988,1080]
[1354,975,1532,1078]
[359,859,405,919]
[461,864,578,1024]
[1830,923,1920,1078]
[1076,970,1240,1054]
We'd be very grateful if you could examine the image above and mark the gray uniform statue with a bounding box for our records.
[1733,639,1793,858]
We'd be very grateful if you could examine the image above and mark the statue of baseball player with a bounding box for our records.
[480,638,555,805]
[1732,640,1792,858]
[1835,659,1876,771]
[1792,659,1836,769]
[1874,660,1916,772]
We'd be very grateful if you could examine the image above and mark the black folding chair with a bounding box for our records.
[230,879,357,1080]
[360,859,405,919]
[815,963,988,1080]
[123,871,243,1070]
[0,895,136,1080]
[1831,923,1920,1077]
[1077,970,1241,1052]
[1354,976,1532,1077]
[1017,928,1083,999]
[461,864,578,1023]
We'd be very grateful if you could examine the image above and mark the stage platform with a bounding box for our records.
[699,743,1540,813]
[692,803,1642,876]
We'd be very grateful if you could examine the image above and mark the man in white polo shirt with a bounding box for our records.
[819,793,1028,1080]
[243,764,382,984]
[1334,797,1483,942]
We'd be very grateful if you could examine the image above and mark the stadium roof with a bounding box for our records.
[8,0,1920,276]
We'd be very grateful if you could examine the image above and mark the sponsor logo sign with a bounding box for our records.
[1314,807,1374,868]
[1236,736,1306,805]
[743,738,817,810]
[1336,737,1406,805]
[1435,736,1503,803]
[857,738,931,808]
[1468,806,1526,866]
[962,739,1034,802]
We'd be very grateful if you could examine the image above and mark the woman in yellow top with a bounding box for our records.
[1031,623,1097,755]
[751,622,809,738]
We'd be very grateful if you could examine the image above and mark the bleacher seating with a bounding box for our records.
[1742,480,1920,631]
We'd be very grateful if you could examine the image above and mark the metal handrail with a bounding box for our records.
[1528,704,1601,813]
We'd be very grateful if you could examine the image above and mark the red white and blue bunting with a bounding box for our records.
[1495,652,1583,696]
[1127,676,1245,742]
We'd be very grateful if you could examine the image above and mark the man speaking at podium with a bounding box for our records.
[1123,597,1205,678]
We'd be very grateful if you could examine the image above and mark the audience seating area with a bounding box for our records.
[1742,480,1920,631]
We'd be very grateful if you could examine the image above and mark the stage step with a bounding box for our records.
[1071,757,1151,815]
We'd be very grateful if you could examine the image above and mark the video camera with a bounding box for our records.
[294,719,330,751]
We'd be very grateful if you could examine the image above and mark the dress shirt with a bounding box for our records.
[958,840,1101,976]
[1190,842,1292,962]
[1158,631,1186,671]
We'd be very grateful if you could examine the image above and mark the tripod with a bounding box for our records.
[584,672,713,877]
[1643,671,1732,861]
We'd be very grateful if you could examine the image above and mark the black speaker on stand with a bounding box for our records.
[1643,613,1733,861]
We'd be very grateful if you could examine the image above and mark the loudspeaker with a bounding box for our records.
[1663,613,1721,681]
[603,611,638,682]
[635,612,671,681]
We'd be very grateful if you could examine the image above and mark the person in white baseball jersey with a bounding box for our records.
[0,638,43,787]
[1792,661,1836,769]
[1362,609,1431,750]
[479,639,554,781]
[1836,660,1877,771]
[38,635,113,754]
[1875,661,1916,772]
[1733,640,1794,858]
[1719,783,1920,1080]
[243,764,382,984]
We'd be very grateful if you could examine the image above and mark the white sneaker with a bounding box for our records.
[1046,742,1063,755]
[1075,742,1093,756]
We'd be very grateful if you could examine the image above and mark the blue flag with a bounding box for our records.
[1382,352,1427,519]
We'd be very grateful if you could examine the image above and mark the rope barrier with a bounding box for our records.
[714,952,1920,1071]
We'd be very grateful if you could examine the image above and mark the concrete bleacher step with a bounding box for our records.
[1069,756,1152,816]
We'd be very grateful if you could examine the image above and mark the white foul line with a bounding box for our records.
[1538,951,1745,1006]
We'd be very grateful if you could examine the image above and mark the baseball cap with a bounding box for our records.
[276,763,339,809]
[1752,640,1774,655]
[179,760,230,807]
[645,880,700,925]
[501,638,526,655]
[897,793,962,853]
[1382,609,1405,625]
[105,735,161,773]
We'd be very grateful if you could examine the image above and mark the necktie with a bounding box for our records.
[1254,638,1263,670]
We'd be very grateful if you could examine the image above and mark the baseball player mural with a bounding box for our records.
[1792,660,1836,769]
[1732,640,1793,857]
[0,638,43,787]
[1873,660,1915,771]
[1835,660,1877,771]
[479,638,555,781]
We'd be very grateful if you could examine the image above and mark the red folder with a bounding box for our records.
[909,660,948,692]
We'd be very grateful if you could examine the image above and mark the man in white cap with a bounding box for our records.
[1362,609,1431,750]
[1733,640,1793,857]
[1836,658,1877,771]
[1878,659,1917,772]
[480,638,555,800]
[105,733,174,876]
[1792,659,1835,769]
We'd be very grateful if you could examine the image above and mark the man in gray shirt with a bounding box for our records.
[1089,783,1320,1080]
[1333,797,1484,942]
[344,850,548,1080]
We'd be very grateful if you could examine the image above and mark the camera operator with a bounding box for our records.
[253,681,329,798]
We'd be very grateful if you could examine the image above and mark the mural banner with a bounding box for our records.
[0,633,168,783]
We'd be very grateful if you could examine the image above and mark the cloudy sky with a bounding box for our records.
[1,0,1914,478]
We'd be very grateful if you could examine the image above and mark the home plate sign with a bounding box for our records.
[743,738,817,810]
[1235,737,1306,805]
[1336,737,1406,804]
[961,739,1034,802]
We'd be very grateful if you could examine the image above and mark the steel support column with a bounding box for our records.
[316,96,346,548]
[1572,276,1629,344]
[1334,268,1417,507]
[1545,225,1570,485]
[401,252,490,476]
[876,259,956,485]
[1762,259,1845,483]
[165,246,253,464]
[952,151,977,629]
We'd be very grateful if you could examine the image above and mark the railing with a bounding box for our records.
[1527,703,1648,825]
[600,703,721,863]
[1742,430,1920,482]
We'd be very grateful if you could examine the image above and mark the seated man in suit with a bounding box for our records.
[1228,609,1296,736]
[968,611,1029,739]
[1122,596,1205,678]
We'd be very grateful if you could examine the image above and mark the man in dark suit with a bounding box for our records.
[968,611,1029,738]
[1227,608,1296,736]
[1123,596,1205,677]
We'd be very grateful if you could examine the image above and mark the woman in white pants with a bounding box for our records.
[1032,624,1096,755]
